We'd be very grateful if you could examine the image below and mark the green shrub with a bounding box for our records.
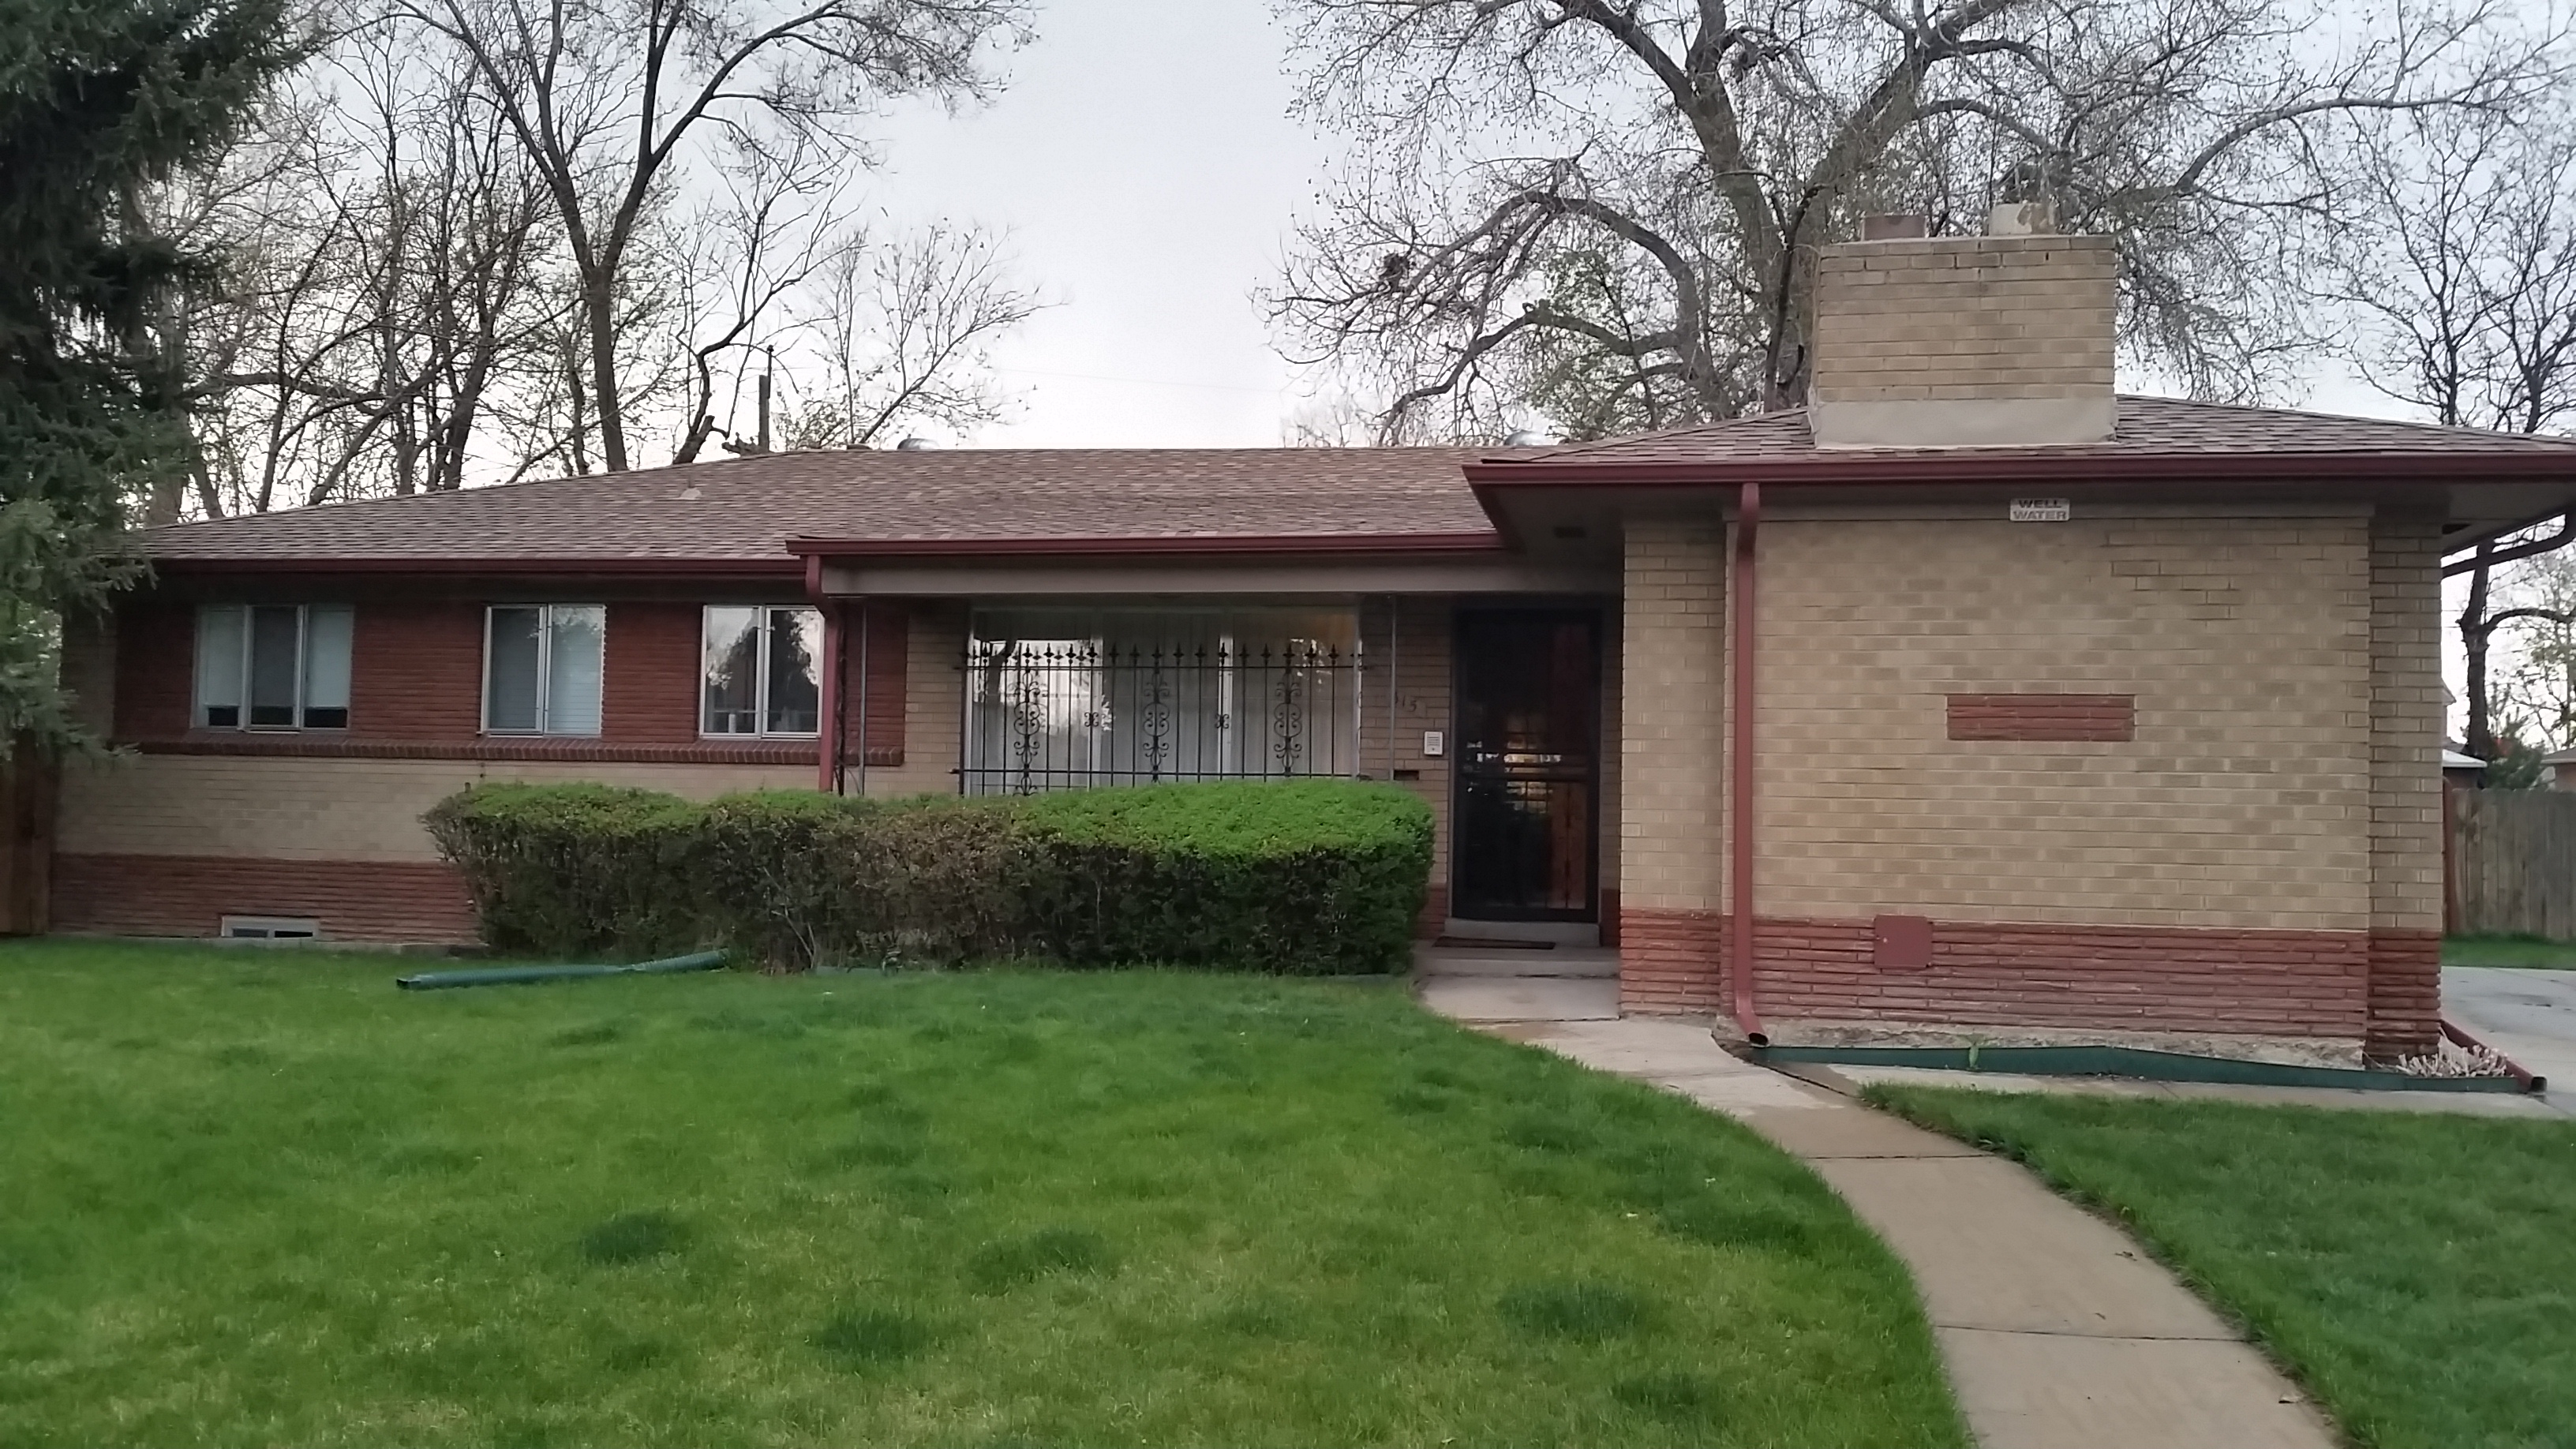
[423,779,1433,973]
[1017,781,1433,974]
[425,783,706,957]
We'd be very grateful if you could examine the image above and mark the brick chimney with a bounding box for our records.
[1807,221,2117,447]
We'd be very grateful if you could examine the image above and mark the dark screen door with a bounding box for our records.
[1451,609,1601,921]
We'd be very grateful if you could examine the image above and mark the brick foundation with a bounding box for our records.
[1618,905,1725,1013]
[53,853,477,943]
[2364,927,2443,1059]
[1621,909,2378,1039]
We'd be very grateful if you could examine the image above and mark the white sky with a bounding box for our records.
[861,2,1335,448]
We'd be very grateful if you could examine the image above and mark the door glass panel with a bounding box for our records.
[1452,612,1600,920]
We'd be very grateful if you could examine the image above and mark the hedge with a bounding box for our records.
[424,778,1432,974]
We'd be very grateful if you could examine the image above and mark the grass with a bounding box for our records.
[2443,932,2576,968]
[1868,1085,2576,1449]
[0,939,1964,1449]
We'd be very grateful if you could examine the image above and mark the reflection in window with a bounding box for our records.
[193,604,354,730]
[702,605,821,736]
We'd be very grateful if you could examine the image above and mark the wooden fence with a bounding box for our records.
[2449,786,2576,938]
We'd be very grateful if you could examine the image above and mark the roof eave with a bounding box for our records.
[783,531,1509,561]
[145,555,804,577]
[1462,451,2576,487]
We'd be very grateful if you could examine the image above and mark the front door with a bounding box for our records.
[1451,608,1601,921]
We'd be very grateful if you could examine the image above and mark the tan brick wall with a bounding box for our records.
[57,755,813,864]
[1358,597,1455,894]
[2367,511,2447,1053]
[853,601,964,797]
[1619,519,1728,912]
[1754,510,2376,930]
[1810,235,2117,402]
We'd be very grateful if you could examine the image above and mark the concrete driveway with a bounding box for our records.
[2445,968,2576,1114]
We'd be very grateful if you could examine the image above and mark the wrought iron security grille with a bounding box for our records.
[961,638,1363,795]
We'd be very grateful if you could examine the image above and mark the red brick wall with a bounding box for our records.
[112,599,194,739]
[1620,908,2378,1042]
[604,602,702,744]
[53,852,477,942]
[1945,693,2136,742]
[102,591,908,762]
[842,602,909,765]
[351,599,484,739]
[2364,928,2443,1059]
[1619,906,1726,1013]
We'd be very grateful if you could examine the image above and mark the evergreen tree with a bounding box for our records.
[1,0,301,757]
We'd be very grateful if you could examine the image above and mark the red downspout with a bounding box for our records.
[1731,482,1768,1045]
[808,556,842,795]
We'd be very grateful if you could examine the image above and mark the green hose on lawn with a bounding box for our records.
[395,949,728,991]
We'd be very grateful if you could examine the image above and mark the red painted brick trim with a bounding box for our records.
[51,853,478,943]
[1619,905,1726,1013]
[126,736,904,767]
[1749,915,2368,1037]
[2364,928,2443,1060]
[1413,883,1450,939]
[1946,694,2136,742]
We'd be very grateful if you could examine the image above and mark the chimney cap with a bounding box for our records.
[1861,214,1930,242]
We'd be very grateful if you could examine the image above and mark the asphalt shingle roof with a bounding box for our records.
[145,447,1505,565]
[144,396,2576,568]
[1492,395,2576,467]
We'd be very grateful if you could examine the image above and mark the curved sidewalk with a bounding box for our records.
[1425,980,2334,1449]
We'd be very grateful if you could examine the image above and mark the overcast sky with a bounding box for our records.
[863,3,1336,448]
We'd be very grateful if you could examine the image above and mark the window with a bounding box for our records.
[484,605,605,736]
[221,915,320,940]
[962,607,1362,795]
[194,605,353,730]
[702,605,822,736]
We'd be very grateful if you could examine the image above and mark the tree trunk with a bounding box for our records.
[2463,541,2497,758]
[582,275,628,473]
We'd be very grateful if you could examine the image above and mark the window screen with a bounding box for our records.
[485,604,605,736]
[194,605,354,730]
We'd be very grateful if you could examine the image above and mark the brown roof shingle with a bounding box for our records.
[145,447,1505,567]
[1484,395,2576,467]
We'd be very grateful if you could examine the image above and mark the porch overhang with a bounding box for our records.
[787,531,1614,597]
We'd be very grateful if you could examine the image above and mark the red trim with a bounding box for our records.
[1464,450,2576,489]
[814,599,843,792]
[786,531,1507,561]
[1729,482,1764,1043]
[126,736,902,766]
[149,556,801,578]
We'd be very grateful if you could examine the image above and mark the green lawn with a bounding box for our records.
[0,941,1963,1448]
[2443,932,2576,968]
[1869,1086,2576,1449]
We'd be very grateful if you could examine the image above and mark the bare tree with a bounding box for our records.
[2318,100,2576,759]
[1271,0,2559,440]
[777,222,1041,450]
[399,0,1031,473]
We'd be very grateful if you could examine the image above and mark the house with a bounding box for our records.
[39,223,2576,1062]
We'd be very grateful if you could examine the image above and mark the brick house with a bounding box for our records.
[37,225,2576,1061]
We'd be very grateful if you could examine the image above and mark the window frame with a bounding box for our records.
[699,604,824,739]
[193,603,353,732]
[481,603,607,737]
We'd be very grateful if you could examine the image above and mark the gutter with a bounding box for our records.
[783,531,1507,561]
[1462,450,2576,489]
[1730,481,1766,1045]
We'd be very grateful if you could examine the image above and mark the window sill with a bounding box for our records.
[132,735,903,767]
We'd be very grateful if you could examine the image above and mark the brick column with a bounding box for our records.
[2366,510,2446,1058]
[1619,518,1728,1011]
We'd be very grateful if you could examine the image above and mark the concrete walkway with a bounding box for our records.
[2446,966,2576,1116]
[1418,974,2334,1449]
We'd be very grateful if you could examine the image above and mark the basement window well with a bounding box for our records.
[220,915,321,941]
